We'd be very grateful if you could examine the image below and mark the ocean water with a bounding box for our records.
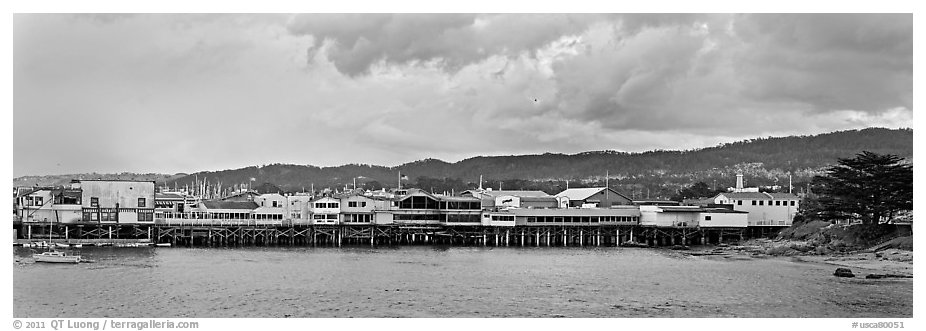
[13,246,912,318]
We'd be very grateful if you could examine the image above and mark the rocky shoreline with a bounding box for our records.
[681,238,913,277]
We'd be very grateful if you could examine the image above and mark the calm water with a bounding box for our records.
[13,246,912,318]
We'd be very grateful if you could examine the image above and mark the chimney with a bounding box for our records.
[736,174,744,191]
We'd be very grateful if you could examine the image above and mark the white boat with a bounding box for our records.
[154,243,172,247]
[33,251,81,264]
[73,244,83,248]
[55,243,70,248]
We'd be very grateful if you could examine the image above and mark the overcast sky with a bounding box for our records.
[13,13,912,177]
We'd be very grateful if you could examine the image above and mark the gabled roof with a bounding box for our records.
[555,187,630,201]
[394,189,437,201]
[201,201,258,210]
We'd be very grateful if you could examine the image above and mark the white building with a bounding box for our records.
[252,193,286,221]
[310,196,341,225]
[712,174,800,226]
[16,186,83,224]
[640,205,749,228]
[339,195,378,225]
[285,194,314,223]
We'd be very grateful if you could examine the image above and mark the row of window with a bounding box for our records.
[395,196,482,210]
[736,200,796,206]
[343,213,373,223]
[446,214,481,222]
[82,209,154,222]
[526,216,638,223]
[87,197,148,208]
[489,215,515,222]
[315,202,340,209]
[347,201,368,208]
[394,214,444,221]
[313,214,339,220]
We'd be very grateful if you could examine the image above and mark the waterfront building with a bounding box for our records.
[639,205,747,228]
[79,180,156,224]
[510,206,640,226]
[555,187,633,208]
[16,186,84,224]
[697,208,750,228]
[310,196,341,225]
[192,200,259,222]
[155,192,199,214]
[339,194,378,225]
[640,205,703,228]
[285,194,313,223]
[481,210,516,227]
[712,175,800,226]
[384,190,483,226]
[253,193,286,221]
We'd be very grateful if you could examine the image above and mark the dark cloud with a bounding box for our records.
[288,14,609,76]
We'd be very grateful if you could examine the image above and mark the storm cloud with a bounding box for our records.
[13,14,912,176]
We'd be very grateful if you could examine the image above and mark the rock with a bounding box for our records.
[865,274,885,279]
[834,268,855,278]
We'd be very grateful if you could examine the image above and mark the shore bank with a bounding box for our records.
[684,238,913,277]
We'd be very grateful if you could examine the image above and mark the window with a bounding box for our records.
[775,201,780,206]
[90,212,99,221]
[348,201,358,208]
[315,203,326,209]
[737,200,742,205]
[138,198,146,208]
[328,203,339,208]
[91,197,99,208]
[361,202,367,207]
[35,197,44,205]
[705,215,712,220]
[790,201,795,206]
[272,201,279,208]
[759,201,764,206]
[751,200,756,206]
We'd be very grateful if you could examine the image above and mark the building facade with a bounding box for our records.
[79,180,156,224]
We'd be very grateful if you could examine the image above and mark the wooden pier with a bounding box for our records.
[13,222,748,248]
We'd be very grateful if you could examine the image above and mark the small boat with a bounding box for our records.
[33,250,81,264]
[154,243,172,247]
[72,244,83,248]
[55,243,70,248]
